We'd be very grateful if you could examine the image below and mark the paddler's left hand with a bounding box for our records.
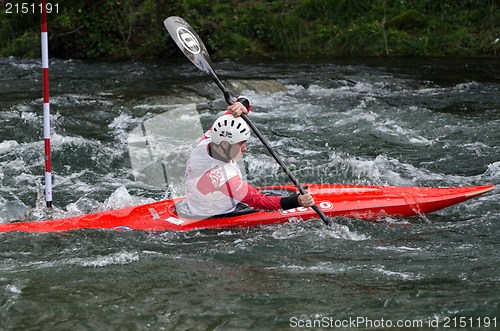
[298,190,315,208]
[227,102,249,118]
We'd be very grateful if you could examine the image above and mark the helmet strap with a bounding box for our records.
[209,142,233,162]
[220,142,233,161]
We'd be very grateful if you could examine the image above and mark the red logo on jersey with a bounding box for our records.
[210,166,223,188]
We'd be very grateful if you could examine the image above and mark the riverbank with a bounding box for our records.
[1,0,499,59]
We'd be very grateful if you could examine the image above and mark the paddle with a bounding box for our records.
[164,16,331,226]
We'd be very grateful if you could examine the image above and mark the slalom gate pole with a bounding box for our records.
[41,0,52,208]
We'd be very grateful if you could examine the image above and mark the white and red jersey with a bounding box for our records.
[185,132,282,217]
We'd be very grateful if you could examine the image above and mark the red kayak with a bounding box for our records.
[0,184,494,233]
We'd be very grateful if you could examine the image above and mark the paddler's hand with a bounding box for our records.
[227,102,249,118]
[298,190,315,208]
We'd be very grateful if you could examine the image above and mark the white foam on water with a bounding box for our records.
[321,223,369,241]
[2,251,140,270]
[414,87,443,96]
[63,196,102,217]
[0,140,19,155]
[50,169,97,194]
[372,266,420,280]
[244,154,281,179]
[108,113,144,144]
[0,196,28,222]
[334,108,378,127]
[7,59,38,71]
[374,119,434,145]
[288,147,322,156]
[327,153,414,186]
[51,132,98,147]
[482,161,500,181]
[270,220,368,241]
[269,262,346,274]
[454,81,482,92]
[50,93,114,107]
[5,284,22,295]
[134,104,174,110]
[77,251,140,268]
[374,245,423,252]
[305,82,376,98]
[102,185,155,211]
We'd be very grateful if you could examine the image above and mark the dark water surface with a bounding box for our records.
[0,57,499,330]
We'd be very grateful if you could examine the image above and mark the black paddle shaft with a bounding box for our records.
[164,16,331,226]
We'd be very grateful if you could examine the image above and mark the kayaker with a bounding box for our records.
[185,96,315,217]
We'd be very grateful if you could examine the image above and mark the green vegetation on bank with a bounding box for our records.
[1,0,499,59]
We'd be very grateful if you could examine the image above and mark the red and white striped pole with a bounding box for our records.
[41,0,52,208]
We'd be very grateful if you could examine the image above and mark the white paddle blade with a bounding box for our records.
[164,16,213,76]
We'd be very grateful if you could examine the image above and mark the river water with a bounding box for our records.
[0,57,499,330]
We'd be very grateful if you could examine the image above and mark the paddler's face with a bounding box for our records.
[230,141,247,161]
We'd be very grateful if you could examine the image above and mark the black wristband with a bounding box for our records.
[280,194,301,210]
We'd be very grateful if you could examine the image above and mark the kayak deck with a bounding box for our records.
[0,184,494,233]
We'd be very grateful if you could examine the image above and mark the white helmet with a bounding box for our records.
[211,114,251,145]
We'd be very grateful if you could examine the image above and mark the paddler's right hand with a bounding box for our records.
[298,190,315,208]
[227,96,251,118]
[227,102,248,117]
